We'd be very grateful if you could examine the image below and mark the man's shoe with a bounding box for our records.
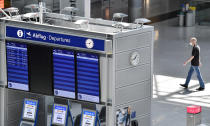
[180,84,188,88]
[196,87,205,91]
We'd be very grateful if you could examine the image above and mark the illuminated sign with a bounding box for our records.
[6,26,105,51]
[0,0,4,9]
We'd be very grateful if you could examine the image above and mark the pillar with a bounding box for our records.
[128,0,143,22]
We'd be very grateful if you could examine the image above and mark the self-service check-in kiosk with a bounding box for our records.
[20,99,39,126]
[0,4,153,126]
[51,104,69,126]
[80,109,101,126]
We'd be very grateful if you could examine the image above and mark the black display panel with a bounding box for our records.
[53,49,76,99]
[76,52,100,103]
[6,42,29,91]
[28,45,53,95]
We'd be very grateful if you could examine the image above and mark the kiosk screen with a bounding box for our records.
[22,99,38,121]
[52,104,68,125]
[81,110,96,126]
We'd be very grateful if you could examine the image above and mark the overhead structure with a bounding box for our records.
[0,2,154,126]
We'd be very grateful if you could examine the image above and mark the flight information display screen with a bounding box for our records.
[77,52,100,103]
[53,49,76,99]
[6,42,29,91]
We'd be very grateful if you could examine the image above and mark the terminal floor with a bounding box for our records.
[151,18,210,126]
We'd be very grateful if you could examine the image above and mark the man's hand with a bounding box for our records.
[199,62,202,67]
[183,56,194,66]
[183,61,188,66]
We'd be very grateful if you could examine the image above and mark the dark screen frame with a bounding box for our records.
[27,43,54,95]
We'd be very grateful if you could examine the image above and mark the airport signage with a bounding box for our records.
[6,26,105,51]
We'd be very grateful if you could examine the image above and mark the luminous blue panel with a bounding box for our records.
[6,42,29,91]
[6,26,105,51]
[53,49,76,99]
[77,52,100,103]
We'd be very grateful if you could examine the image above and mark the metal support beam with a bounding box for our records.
[84,0,91,18]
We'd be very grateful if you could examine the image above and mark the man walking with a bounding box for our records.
[180,37,205,91]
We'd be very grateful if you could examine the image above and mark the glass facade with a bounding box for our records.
[91,0,128,21]
[91,0,183,22]
[9,0,210,24]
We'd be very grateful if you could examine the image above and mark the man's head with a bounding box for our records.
[190,37,197,46]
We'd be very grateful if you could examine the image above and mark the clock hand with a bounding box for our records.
[133,55,137,60]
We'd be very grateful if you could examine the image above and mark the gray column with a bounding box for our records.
[128,0,143,22]
[0,88,5,126]
[84,0,91,18]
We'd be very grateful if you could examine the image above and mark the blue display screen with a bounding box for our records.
[54,105,67,111]
[83,110,96,116]
[6,42,29,91]
[53,49,76,99]
[77,52,100,103]
[25,100,37,106]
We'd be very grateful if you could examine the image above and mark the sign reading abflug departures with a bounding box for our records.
[6,26,105,51]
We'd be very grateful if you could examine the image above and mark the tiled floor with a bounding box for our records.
[151,18,210,126]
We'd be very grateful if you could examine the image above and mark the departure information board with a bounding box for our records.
[53,49,76,99]
[6,42,29,91]
[77,52,100,103]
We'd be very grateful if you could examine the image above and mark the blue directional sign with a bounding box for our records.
[6,26,105,51]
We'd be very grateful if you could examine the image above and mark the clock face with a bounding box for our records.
[86,39,94,49]
[130,52,140,66]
